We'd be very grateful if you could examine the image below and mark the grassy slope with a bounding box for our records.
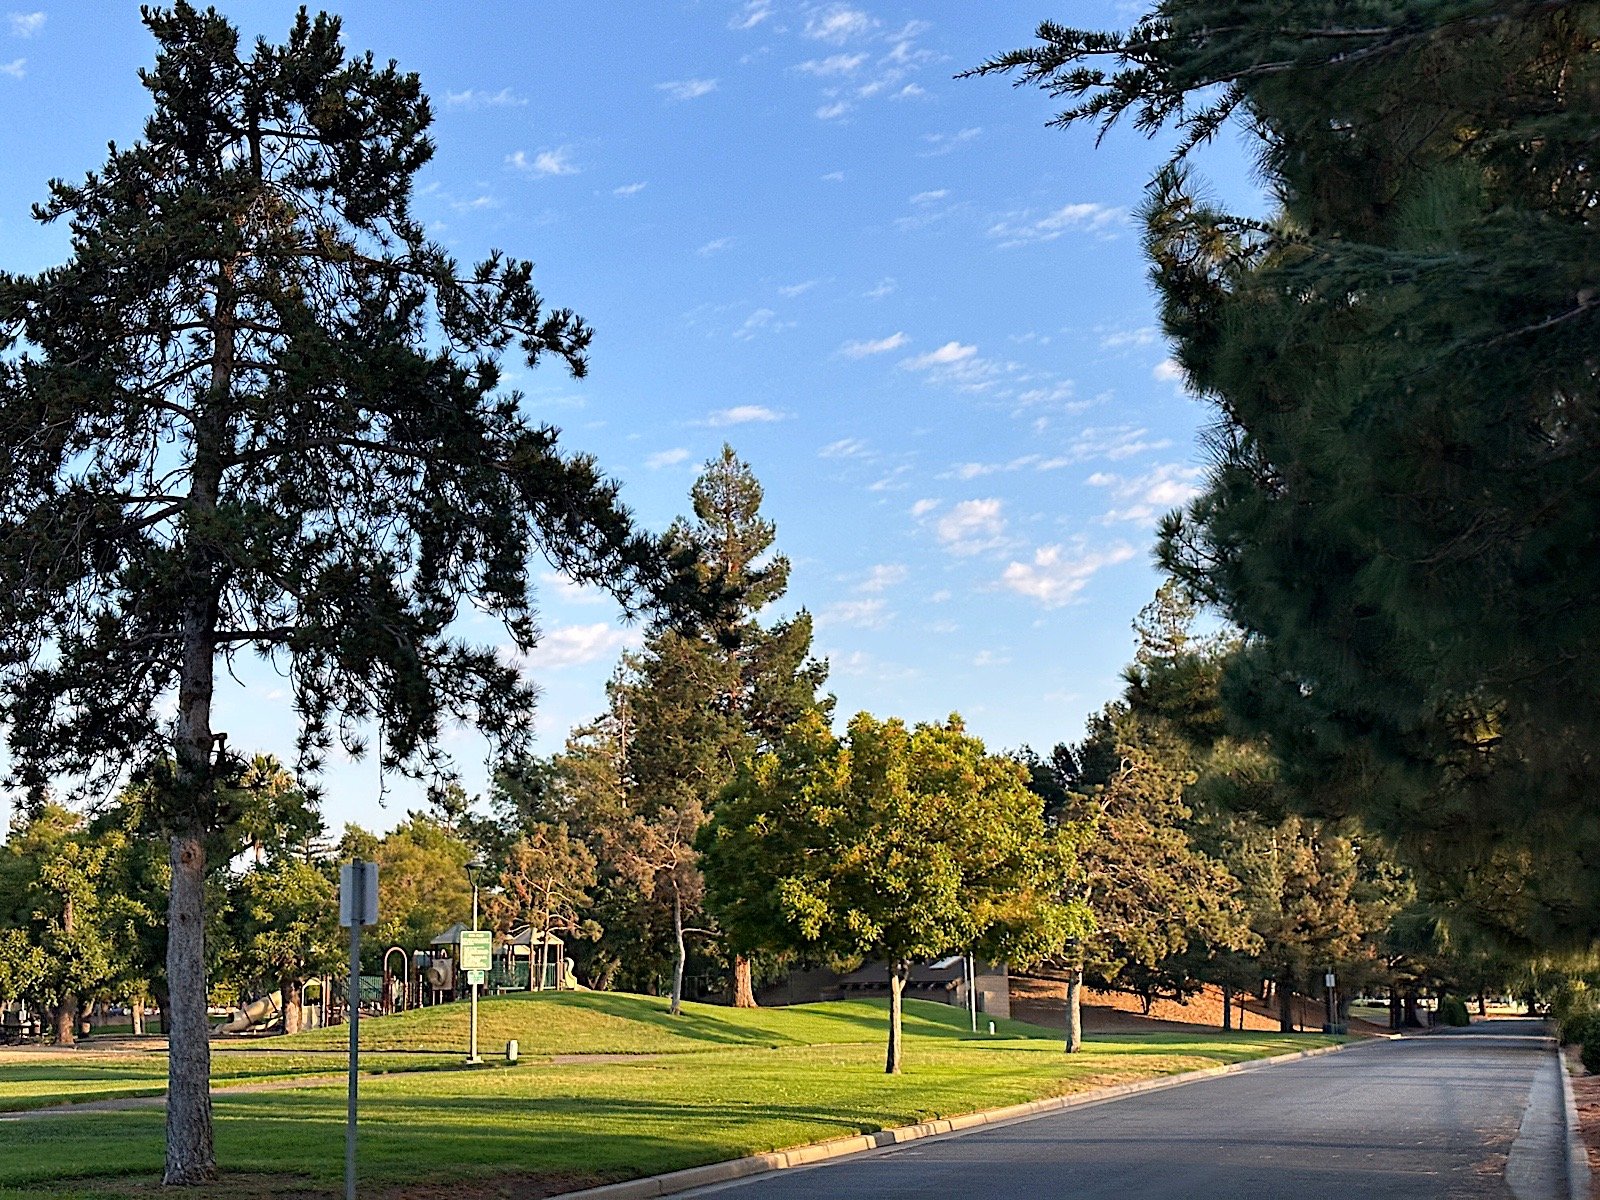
[0,994,1338,1197]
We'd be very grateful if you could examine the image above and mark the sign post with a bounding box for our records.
[340,859,379,1200]
[459,929,492,1065]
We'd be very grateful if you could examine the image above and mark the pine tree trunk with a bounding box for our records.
[1064,965,1083,1053]
[670,889,686,1017]
[732,955,757,1008]
[280,977,303,1036]
[886,959,907,1074]
[53,995,78,1046]
[1389,985,1401,1030]
[164,829,216,1185]
[1477,992,1487,1017]
[1222,983,1233,1032]
[1278,972,1295,1033]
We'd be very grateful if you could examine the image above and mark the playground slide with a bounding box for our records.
[214,991,281,1035]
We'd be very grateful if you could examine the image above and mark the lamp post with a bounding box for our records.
[466,855,486,1065]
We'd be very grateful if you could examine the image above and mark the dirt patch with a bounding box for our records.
[1564,1046,1600,1198]
[1010,976,1388,1036]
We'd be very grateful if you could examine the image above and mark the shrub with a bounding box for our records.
[1436,995,1471,1027]
[1566,1011,1600,1049]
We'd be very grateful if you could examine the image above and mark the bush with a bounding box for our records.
[1566,1010,1600,1049]
[1552,980,1593,1035]
[1583,1037,1600,1076]
[1436,995,1471,1027]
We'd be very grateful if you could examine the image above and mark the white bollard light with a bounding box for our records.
[506,1039,519,1063]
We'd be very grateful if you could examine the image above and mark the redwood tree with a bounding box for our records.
[0,6,677,1183]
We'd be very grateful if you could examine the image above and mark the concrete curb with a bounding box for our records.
[555,1038,1369,1200]
[1558,1045,1591,1200]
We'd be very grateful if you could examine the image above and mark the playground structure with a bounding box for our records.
[212,923,578,1035]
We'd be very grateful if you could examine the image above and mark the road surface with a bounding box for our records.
[688,1020,1573,1200]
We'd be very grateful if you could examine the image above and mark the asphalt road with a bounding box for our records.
[689,1020,1572,1200]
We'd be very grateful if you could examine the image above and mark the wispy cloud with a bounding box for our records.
[444,87,527,109]
[733,308,794,340]
[840,331,908,358]
[539,572,611,607]
[972,649,1013,668]
[858,563,907,592]
[645,448,691,469]
[527,624,642,669]
[779,280,820,298]
[904,341,974,370]
[805,5,875,43]
[818,597,891,629]
[1099,325,1158,350]
[0,56,22,77]
[820,437,870,459]
[864,277,896,300]
[1087,463,1204,523]
[1055,425,1172,465]
[7,11,43,37]
[901,341,1004,392]
[932,498,1007,556]
[658,78,719,101]
[507,147,579,177]
[730,0,774,29]
[1154,358,1185,385]
[988,202,1124,248]
[815,100,851,120]
[920,127,981,157]
[707,405,786,426]
[910,498,940,518]
[821,171,846,183]
[798,52,868,75]
[910,189,948,205]
[1001,543,1136,607]
[613,181,648,197]
[698,236,734,256]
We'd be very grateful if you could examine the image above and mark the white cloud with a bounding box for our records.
[1040,425,1172,468]
[944,455,1042,481]
[507,147,579,177]
[798,52,867,75]
[972,649,1012,668]
[645,448,692,469]
[7,11,43,37]
[698,236,734,255]
[816,100,851,120]
[910,189,948,205]
[1001,544,1137,608]
[779,280,819,297]
[904,341,974,370]
[920,127,981,157]
[539,572,611,606]
[730,0,774,29]
[858,563,907,592]
[1154,358,1185,383]
[934,498,1007,556]
[840,331,908,359]
[988,202,1125,248]
[707,404,786,426]
[820,437,870,459]
[658,78,718,101]
[1088,463,1204,523]
[864,277,896,299]
[527,623,641,669]
[805,5,874,43]
[613,181,648,197]
[867,466,912,492]
[1099,325,1158,350]
[818,597,890,629]
[445,87,526,109]
[0,56,23,77]
[910,498,940,518]
[733,307,794,340]
[828,649,919,682]
[821,171,846,183]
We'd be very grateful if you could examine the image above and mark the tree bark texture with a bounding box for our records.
[1222,984,1233,1032]
[164,830,216,1185]
[131,997,145,1036]
[886,959,908,1075]
[1278,973,1295,1033]
[1064,965,1083,1053]
[670,890,686,1017]
[732,955,758,1008]
[280,977,303,1036]
[53,995,78,1046]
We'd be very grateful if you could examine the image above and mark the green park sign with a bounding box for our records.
[459,930,493,972]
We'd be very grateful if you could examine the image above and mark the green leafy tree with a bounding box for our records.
[346,815,474,956]
[0,7,683,1180]
[706,711,1086,1073]
[975,3,1600,950]
[227,856,342,1034]
[487,823,598,989]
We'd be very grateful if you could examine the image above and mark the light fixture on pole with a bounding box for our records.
[463,855,488,1065]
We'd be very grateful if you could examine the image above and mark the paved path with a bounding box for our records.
[688,1021,1572,1200]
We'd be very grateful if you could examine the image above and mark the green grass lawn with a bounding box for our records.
[0,994,1340,1199]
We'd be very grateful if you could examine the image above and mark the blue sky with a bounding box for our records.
[0,2,1264,835]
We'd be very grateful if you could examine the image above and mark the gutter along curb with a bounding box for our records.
[555,1037,1368,1200]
